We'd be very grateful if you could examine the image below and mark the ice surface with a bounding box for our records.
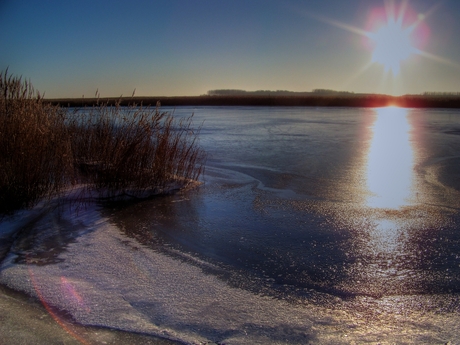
[0,202,317,344]
[2,106,460,344]
[1,199,459,344]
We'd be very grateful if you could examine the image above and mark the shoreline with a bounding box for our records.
[45,94,460,109]
[0,194,188,345]
[0,283,182,345]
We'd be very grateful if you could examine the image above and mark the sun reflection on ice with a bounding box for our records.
[366,107,414,209]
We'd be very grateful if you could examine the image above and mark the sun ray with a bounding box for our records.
[307,13,368,37]
[341,61,374,90]
[297,2,423,77]
[291,0,454,91]
[366,16,418,75]
[417,50,460,71]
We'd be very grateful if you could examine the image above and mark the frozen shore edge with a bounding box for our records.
[1,180,460,344]
[0,183,199,345]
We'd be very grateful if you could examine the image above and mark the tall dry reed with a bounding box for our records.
[0,71,205,214]
[67,101,205,199]
[0,71,72,214]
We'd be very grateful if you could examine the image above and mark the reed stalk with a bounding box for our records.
[0,71,205,214]
[0,71,72,213]
[67,101,205,199]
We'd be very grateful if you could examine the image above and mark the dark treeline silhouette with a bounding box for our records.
[47,93,460,109]
[423,92,460,96]
[207,89,355,96]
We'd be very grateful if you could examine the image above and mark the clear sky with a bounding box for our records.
[1,0,460,97]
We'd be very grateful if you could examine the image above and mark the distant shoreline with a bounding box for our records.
[46,94,460,108]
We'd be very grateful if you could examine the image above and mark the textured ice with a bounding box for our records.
[0,203,317,344]
[2,106,460,344]
[1,200,460,344]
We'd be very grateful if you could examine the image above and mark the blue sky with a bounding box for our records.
[1,0,460,97]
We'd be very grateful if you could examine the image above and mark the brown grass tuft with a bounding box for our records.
[67,101,205,199]
[0,71,205,214]
[0,71,72,213]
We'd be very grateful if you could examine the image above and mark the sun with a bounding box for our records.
[306,0,460,84]
[362,2,431,76]
[367,17,418,75]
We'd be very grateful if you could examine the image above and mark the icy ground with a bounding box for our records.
[1,197,459,345]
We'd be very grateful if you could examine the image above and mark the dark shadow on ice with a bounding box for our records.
[1,202,97,267]
[103,168,358,306]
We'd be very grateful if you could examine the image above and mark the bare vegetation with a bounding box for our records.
[67,101,205,199]
[0,71,205,215]
[0,71,72,213]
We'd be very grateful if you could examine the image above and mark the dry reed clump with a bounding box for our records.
[67,101,205,199]
[0,71,205,214]
[0,71,72,214]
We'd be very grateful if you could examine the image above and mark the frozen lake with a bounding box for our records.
[1,106,460,344]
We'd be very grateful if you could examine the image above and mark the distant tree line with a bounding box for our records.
[207,89,313,96]
[45,94,460,108]
[311,89,355,95]
[46,89,460,109]
[423,92,460,96]
[207,89,460,98]
[207,89,358,96]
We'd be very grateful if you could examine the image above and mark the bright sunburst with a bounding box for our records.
[305,0,456,80]
[367,16,418,75]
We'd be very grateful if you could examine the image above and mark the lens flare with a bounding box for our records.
[367,19,417,74]
[364,2,430,75]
